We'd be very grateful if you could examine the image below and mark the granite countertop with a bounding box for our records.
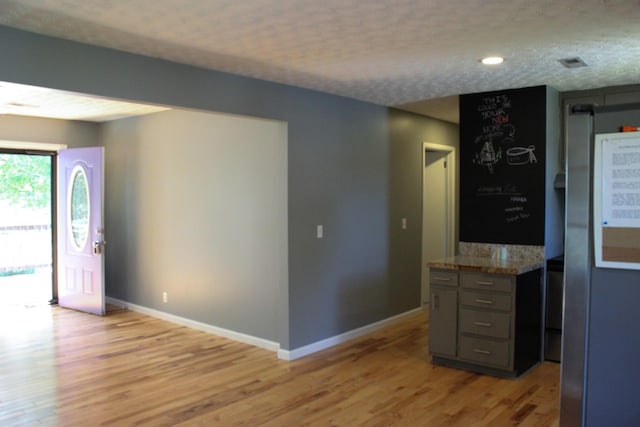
[428,256,544,275]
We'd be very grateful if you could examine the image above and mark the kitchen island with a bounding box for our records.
[428,256,543,378]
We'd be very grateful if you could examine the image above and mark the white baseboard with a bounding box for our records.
[106,297,280,352]
[107,297,422,362]
[277,307,423,361]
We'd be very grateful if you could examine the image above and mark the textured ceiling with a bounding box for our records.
[0,0,639,123]
[0,82,168,122]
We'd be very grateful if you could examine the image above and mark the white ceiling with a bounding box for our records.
[0,82,168,122]
[0,0,639,123]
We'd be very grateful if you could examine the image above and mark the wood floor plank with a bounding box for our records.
[0,305,559,426]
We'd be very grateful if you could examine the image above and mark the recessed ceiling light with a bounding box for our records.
[481,56,504,65]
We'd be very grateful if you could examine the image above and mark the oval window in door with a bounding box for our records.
[69,165,90,251]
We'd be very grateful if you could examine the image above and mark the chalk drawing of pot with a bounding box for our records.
[506,145,537,165]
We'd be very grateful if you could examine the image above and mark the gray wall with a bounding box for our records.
[388,109,460,309]
[0,114,99,148]
[564,104,640,426]
[586,268,640,425]
[101,109,288,344]
[0,25,459,351]
[583,107,640,426]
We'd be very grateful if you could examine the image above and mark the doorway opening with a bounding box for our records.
[421,143,456,304]
[0,149,56,308]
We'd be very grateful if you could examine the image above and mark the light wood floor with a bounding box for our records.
[0,304,560,426]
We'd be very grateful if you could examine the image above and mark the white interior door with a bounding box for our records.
[422,146,454,304]
[57,147,105,315]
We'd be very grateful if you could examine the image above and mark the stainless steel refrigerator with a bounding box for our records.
[562,103,640,426]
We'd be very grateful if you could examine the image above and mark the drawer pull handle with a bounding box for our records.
[474,321,493,327]
[476,281,494,286]
[475,299,494,305]
[473,349,491,355]
[434,277,451,281]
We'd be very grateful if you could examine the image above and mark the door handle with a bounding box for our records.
[93,240,106,255]
[474,321,493,327]
[476,281,494,286]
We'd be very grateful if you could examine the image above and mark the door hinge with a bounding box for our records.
[444,160,447,168]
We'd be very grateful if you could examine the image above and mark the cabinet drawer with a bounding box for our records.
[461,273,512,293]
[459,336,510,368]
[460,290,512,311]
[430,270,458,287]
[459,308,511,339]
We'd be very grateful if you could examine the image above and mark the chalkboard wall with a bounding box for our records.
[460,86,547,245]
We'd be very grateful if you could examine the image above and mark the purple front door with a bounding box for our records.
[57,147,105,315]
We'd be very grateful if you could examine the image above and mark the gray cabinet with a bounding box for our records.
[429,270,458,356]
[429,267,542,378]
[458,272,515,370]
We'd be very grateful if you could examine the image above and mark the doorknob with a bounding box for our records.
[93,240,106,255]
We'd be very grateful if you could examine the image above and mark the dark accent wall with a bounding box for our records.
[460,86,547,245]
[0,25,459,351]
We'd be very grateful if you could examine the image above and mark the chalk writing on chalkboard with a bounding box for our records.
[476,184,520,196]
[505,193,530,223]
[460,85,547,245]
[476,184,531,224]
[472,94,537,174]
[472,95,513,174]
[506,145,537,165]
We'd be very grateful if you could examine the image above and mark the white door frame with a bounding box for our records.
[422,142,456,304]
[0,140,67,305]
